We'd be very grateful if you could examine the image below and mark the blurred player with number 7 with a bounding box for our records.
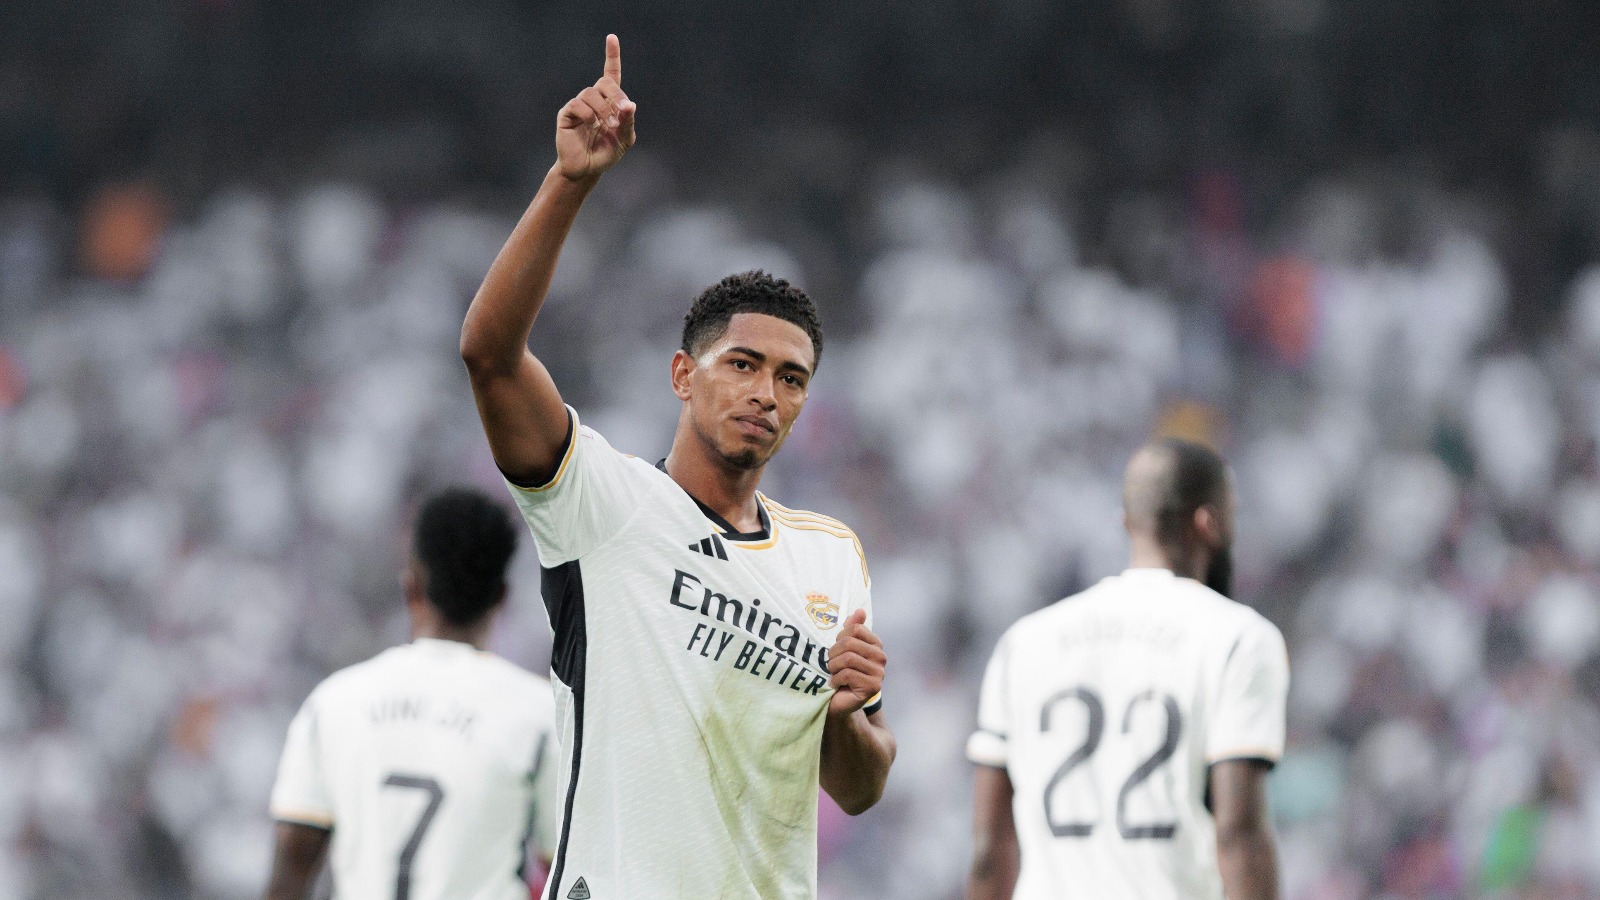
[263,488,559,900]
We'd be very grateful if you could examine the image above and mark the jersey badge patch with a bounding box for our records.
[806,594,840,630]
[567,876,591,899]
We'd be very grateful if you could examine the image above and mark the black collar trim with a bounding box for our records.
[655,459,771,542]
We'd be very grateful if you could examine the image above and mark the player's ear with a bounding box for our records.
[670,349,696,400]
[1194,505,1223,548]
[402,564,424,604]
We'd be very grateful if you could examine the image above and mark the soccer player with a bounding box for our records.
[264,488,559,900]
[459,34,894,900]
[966,439,1288,900]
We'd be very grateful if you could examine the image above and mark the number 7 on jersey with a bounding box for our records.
[383,773,445,900]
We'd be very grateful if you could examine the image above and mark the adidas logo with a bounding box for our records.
[567,877,591,900]
[688,534,729,560]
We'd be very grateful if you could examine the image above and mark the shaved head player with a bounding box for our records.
[460,35,894,900]
[967,439,1288,900]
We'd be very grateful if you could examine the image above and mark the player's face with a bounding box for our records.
[679,313,815,471]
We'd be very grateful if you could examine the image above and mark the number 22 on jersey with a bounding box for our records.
[1039,687,1183,840]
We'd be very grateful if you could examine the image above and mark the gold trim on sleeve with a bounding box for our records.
[509,410,581,494]
[1205,747,1282,764]
[271,807,334,828]
[764,503,870,586]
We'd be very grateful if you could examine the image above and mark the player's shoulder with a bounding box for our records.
[1180,581,1282,638]
[762,495,862,545]
[1220,599,1287,654]
[1005,570,1250,629]
[459,651,554,714]
[300,645,407,709]
[514,404,666,489]
[989,590,1084,657]
[1158,581,1287,664]
[763,495,871,581]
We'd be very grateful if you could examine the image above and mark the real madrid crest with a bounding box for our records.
[805,593,840,630]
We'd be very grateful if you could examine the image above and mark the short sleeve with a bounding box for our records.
[1206,618,1290,765]
[966,631,1013,768]
[269,696,333,829]
[504,406,654,566]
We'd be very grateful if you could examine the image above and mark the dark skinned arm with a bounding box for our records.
[819,610,895,814]
[262,822,331,900]
[1211,758,1280,900]
[460,35,635,485]
[966,764,1019,900]
[820,708,896,815]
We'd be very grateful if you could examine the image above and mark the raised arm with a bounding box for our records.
[1211,759,1281,900]
[461,34,637,485]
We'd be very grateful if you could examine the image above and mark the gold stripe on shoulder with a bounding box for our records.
[768,515,853,538]
[771,512,857,531]
[773,513,855,535]
[759,497,870,585]
[768,518,870,587]
[763,499,855,534]
[767,508,855,537]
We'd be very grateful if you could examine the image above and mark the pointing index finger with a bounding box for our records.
[604,34,622,86]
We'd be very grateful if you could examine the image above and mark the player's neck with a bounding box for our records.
[410,618,491,650]
[663,440,765,534]
[1127,535,1207,582]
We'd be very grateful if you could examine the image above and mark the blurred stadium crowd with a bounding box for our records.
[6,1,1600,899]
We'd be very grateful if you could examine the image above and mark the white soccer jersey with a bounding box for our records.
[505,406,877,900]
[270,639,560,900]
[968,568,1289,900]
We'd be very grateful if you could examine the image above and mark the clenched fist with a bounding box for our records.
[827,609,887,718]
[555,34,637,182]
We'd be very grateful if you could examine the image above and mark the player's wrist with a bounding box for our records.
[550,162,603,189]
[826,699,867,724]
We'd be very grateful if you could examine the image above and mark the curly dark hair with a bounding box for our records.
[681,270,824,369]
[412,487,519,626]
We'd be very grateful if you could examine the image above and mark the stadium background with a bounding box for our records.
[4,0,1600,897]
